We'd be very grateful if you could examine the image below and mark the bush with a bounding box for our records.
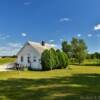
[62,52,69,68]
[56,50,63,69]
[49,48,56,69]
[50,48,59,69]
[41,49,52,70]
[41,49,69,70]
[56,50,69,69]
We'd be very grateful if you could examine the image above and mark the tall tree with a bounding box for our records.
[62,41,72,58]
[71,38,87,64]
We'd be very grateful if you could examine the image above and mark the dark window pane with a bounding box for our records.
[33,59,36,62]
[21,56,23,62]
[27,57,30,63]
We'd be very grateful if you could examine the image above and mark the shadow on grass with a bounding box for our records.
[71,63,100,66]
[0,73,100,100]
[83,64,100,66]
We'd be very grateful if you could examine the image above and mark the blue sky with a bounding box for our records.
[0,0,100,56]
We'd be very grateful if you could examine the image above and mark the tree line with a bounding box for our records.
[86,52,100,64]
[87,52,100,59]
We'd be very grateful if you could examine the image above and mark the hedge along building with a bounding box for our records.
[17,41,53,70]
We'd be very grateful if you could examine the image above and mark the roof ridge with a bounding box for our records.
[28,41,52,47]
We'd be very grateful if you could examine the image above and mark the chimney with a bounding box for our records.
[41,41,45,46]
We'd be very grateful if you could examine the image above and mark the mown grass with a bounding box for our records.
[84,59,100,64]
[0,65,100,100]
[0,58,16,65]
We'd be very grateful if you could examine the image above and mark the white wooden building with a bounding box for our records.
[17,41,53,70]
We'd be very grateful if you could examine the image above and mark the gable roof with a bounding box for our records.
[28,41,53,54]
[17,41,53,56]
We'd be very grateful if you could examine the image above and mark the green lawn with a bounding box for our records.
[84,59,100,65]
[0,58,16,65]
[0,65,100,100]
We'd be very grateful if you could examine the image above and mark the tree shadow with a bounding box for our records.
[83,64,100,66]
[0,73,100,100]
[71,63,100,66]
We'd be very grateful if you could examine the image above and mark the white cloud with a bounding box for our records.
[24,2,32,6]
[49,44,61,49]
[0,34,10,40]
[50,44,57,47]
[21,33,27,37]
[0,42,23,56]
[94,24,100,30]
[77,34,81,37]
[88,34,92,37]
[49,40,54,43]
[8,43,22,48]
[60,18,71,22]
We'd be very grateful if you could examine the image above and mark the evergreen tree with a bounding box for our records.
[50,48,59,69]
[56,50,69,68]
[62,52,69,68]
[41,49,52,70]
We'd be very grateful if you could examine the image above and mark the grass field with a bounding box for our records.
[0,58,16,65]
[0,65,100,100]
[84,59,100,65]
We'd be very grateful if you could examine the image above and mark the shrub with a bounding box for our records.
[56,50,69,69]
[41,49,52,70]
[41,49,69,70]
[56,49,63,69]
[62,52,69,68]
[49,48,56,69]
[50,48,59,69]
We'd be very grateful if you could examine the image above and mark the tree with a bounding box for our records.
[78,39,87,64]
[41,48,69,70]
[41,49,52,70]
[62,41,72,58]
[62,41,68,53]
[62,52,69,68]
[56,50,62,68]
[50,48,59,69]
[93,52,100,64]
[41,49,61,70]
[71,38,87,64]
[56,49,69,69]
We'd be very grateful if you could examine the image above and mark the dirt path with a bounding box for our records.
[0,63,14,71]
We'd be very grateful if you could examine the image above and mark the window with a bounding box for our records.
[33,56,36,62]
[27,57,30,63]
[33,59,36,62]
[21,56,23,62]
